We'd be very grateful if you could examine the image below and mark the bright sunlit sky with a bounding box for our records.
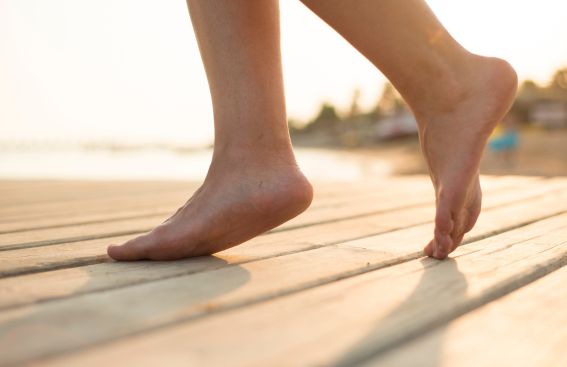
[1,0,566,147]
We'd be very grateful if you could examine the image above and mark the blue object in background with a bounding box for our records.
[489,130,519,152]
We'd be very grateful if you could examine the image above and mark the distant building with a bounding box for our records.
[374,109,418,140]
[530,98,567,129]
[515,77,567,129]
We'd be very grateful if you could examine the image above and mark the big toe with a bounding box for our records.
[424,239,434,257]
[431,232,453,259]
[430,201,455,259]
[107,235,151,261]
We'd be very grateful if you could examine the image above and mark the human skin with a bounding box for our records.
[108,0,517,261]
[299,0,517,258]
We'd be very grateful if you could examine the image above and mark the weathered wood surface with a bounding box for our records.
[0,176,565,367]
[367,265,567,367]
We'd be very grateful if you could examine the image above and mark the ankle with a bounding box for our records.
[212,139,297,168]
[404,52,479,119]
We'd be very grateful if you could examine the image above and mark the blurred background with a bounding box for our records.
[1,0,566,181]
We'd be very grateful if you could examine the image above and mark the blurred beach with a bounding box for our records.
[2,127,565,182]
[0,145,394,182]
[1,0,566,183]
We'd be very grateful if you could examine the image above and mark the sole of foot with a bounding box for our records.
[107,163,313,261]
[418,55,518,259]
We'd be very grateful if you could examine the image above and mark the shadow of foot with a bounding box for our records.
[332,258,468,367]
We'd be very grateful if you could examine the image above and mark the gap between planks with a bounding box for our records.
[0,177,565,280]
[0,175,534,225]
[0,176,399,212]
[6,211,567,367]
[0,180,440,233]
[0,176,553,252]
[367,265,567,367]
[0,182,436,251]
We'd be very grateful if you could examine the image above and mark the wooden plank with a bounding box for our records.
[0,177,433,233]
[0,186,194,221]
[0,176,564,307]
[0,178,564,276]
[369,266,567,367]
[0,205,432,277]
[0,175,539,217]
[0,207,563,366]
[0,180,139,197]
[0,175,537,244]
[0,182,435,250]
[0,216,165,251]
[28,214,567,367]
[1,178,566,278]
[0,176,432,220]
[0,175,534,222]
[283,176,555,230]
[0,180,195,207]
[0,204,436,307]
[0,175,555,250]
[0,176,433,232]
[0,206,178,235]
[0,177,378,210]
[0,180,60,194]
[0,174,514,200]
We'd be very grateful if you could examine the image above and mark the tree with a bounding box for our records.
[313,103,340,123]
[303,102,341,132]
[550,68,567,93]
[347,88,362,119]
[519,79,539,93]
[516,80,540,101]
[376,82,404,115]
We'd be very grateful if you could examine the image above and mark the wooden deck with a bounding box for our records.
[1,175,567,366]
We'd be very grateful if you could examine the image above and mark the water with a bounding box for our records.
[0,147,393,182]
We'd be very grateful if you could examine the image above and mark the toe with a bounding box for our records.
[107,234,152,261]
[432,199,455,259]
[423,239,434,257]
[435,199,454,235]
[450,233,465,253]
[464,200,482,234]
[449,199,482,253]
[432,232,453,259]
[425,232,453,259]
[449,209,467,252]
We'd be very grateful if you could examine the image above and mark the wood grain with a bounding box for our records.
[369,266,567,367]
[0,176,565,367]
[28,214,567,367]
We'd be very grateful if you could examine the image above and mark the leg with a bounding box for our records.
[301,0,517,259]
[108,0,312,261]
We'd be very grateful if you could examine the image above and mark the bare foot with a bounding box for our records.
[415,55,518,259]
[107,154,313,261]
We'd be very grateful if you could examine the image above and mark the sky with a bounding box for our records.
[1,0,566,147]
